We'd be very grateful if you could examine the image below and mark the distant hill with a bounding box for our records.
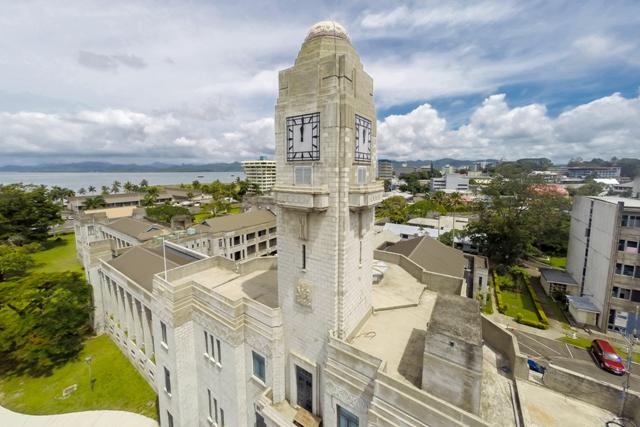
[0,162,243,172]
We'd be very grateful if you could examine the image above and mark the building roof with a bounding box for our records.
[84,206,138,219]
[385,235,465,278]
[373,230,402,249]
[567,295,600,313]
[588,196,640,208]
[107,246,193,292]
[107,217,167,241]
[427,294,482,346]
[382,223,426,237]
[540,268,578,286]
[197,209,275,233]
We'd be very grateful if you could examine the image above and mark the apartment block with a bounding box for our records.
[242,159,277,193]
[566,196,640,332]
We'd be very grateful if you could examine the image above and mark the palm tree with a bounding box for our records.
[123,181,134,193]
[139,179,149,189]
[111,180,121,194]
[78,187,87,195]
[84,195,106,209]
[101,185,110,195]
[88,186,96,194]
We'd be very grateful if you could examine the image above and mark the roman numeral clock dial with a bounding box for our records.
[355,114,372,163]
[287,113,320,161]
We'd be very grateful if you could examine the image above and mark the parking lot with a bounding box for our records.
[511,329,640,392]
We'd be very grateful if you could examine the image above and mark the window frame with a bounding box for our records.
[252,351,266,383]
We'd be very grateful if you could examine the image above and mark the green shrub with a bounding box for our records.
[516,316,549,329]
[523,275,549,325]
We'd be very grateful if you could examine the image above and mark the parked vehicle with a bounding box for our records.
[590,339,626,375]
[527,358,546,374]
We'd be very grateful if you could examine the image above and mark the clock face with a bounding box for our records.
[287,113,320,161]
[355,115,371,163]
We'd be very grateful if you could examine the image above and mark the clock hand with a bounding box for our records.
[300,124,304,142]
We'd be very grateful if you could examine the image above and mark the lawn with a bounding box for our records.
[559,336,640,364]
[548,257,567,268]
[31,233,83,273]
[500,287,540,324]
[0,335,157,419]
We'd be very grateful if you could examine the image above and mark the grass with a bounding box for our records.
[500,287,540,324]
[30,233,83,274]
[560,336,640,364]
[193,205,242,223]
[548,256,567,268]
[0,335,157,418]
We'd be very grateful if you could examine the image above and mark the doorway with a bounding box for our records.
[295,365,313,412]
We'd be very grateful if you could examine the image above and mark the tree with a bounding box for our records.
[100,185,110,195]
[142,187,160,206]
[465,177,570,265]
[87,186,96,194]
[0,184,63,243]
[0,272,92,375]
[376,196,408,223]
[111,180,121,194]
[192,180,201,190]
[146,204,190,224]
[83,195,106,210]
[123,181,135,193]
[0,244,35,282]
[139,179,149,189]
[78,187,87,195]
[568,180,605,197]
[408,199,445,218]
[438,229,460,247]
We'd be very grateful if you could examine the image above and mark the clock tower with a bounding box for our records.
[273,21,383,415]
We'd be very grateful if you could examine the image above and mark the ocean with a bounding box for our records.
[0,171,244,193]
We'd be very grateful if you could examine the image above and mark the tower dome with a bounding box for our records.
[305,20,350,42]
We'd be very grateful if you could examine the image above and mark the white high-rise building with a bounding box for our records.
[242,159,277,193]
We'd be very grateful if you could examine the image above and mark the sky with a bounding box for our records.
[1,0,639,165]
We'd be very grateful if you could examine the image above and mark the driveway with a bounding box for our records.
[0,405,158,427]
[512,329,640,392]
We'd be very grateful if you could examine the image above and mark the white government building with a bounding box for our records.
[79,21,511,427]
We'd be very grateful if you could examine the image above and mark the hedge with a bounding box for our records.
[493,270,550,330]
[524,275,550,327]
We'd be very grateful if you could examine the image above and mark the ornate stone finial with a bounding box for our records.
[305,20,350,42]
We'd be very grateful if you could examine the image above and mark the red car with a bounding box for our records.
[590,339,626,375]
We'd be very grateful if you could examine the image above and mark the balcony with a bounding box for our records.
[273,185,330,212]
[349,181,384,209]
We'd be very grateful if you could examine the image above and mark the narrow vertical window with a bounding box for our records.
[207,388,212,418]
[164,367,171,394]
[161,321,167,346]
[204,331,209,356]
[210,335,215,360]
[302,244,306,269]
[214,398,218,423]
[220,408,225,426]
[167,411,174,427]
[216,339,222,365]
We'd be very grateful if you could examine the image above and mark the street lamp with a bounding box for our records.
[85,356,94,391]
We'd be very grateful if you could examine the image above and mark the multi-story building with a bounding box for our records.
[242,159,277,193]
[567,166,621,179]
[566,196,640,332]
[377,159,394,180]
[79,21,522,427]
[430,173,470,192]
[68,188,202,213]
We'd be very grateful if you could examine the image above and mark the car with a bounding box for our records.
[527,358,546,374]
[590,339,626,375]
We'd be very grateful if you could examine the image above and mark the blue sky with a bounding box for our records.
[0,0,639,164]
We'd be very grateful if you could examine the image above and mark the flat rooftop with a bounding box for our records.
[349,264,437,387]
[171,259,278,309]
[589,196,640,208]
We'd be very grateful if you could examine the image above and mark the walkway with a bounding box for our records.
[0,404,158,427]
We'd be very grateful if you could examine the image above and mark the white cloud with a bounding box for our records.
[378,93,640,161]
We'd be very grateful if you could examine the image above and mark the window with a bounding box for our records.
[247,232,256,241]
[294,166,312,185]
[252,351,266,382]
[256,412,267,427]
[632,290,640,303]
[207,388,213,419]
[258,229,266,237]
[623,264,635,277]
[217,339,222,365]
[613,286,632,300]
[161,322,168,347]
[269,238,276,247]
[220,408,225,427]
[164,367,172,395]
[167,411,174,427]
[233,236,241,246]
[619,240,626,251]
[616,263,623,275]
[337,405,359,427]
[204,330,210,356]
[302,244,306,269]
[635,267,640,279]
[357,166,368,185]
[234,251,241,261]
[214,398,218,423]
[218,239,223,248]
[269,227,276,234]
[627,241,639,253]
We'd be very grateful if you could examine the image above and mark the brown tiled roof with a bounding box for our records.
[197,209,275,233]
[107,246,191,292]
[386,235,465,278]
[107,218,167,241]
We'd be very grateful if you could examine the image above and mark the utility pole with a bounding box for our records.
[618,305,639,418]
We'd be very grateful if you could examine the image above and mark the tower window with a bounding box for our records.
[294,166,312,185]
[357,166,368,185]
[302,244,306,269]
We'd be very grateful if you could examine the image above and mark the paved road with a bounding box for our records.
[0,404,158,427]
[511,329,640,393]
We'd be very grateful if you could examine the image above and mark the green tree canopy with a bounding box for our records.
[0,244,35,282]
[0,272,92,375]
[145,204,190,224]
[83,195,106,210]
[376,196,409,224]
[0,184,63,244]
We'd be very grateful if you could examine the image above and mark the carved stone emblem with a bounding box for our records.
[295,280,312,307]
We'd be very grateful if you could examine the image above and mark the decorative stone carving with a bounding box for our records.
[295,280,312,307]
[325,377,370,411]
[193,311,243,347]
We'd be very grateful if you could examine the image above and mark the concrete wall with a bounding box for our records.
[480,315,529,380]
[543,363,640,423]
